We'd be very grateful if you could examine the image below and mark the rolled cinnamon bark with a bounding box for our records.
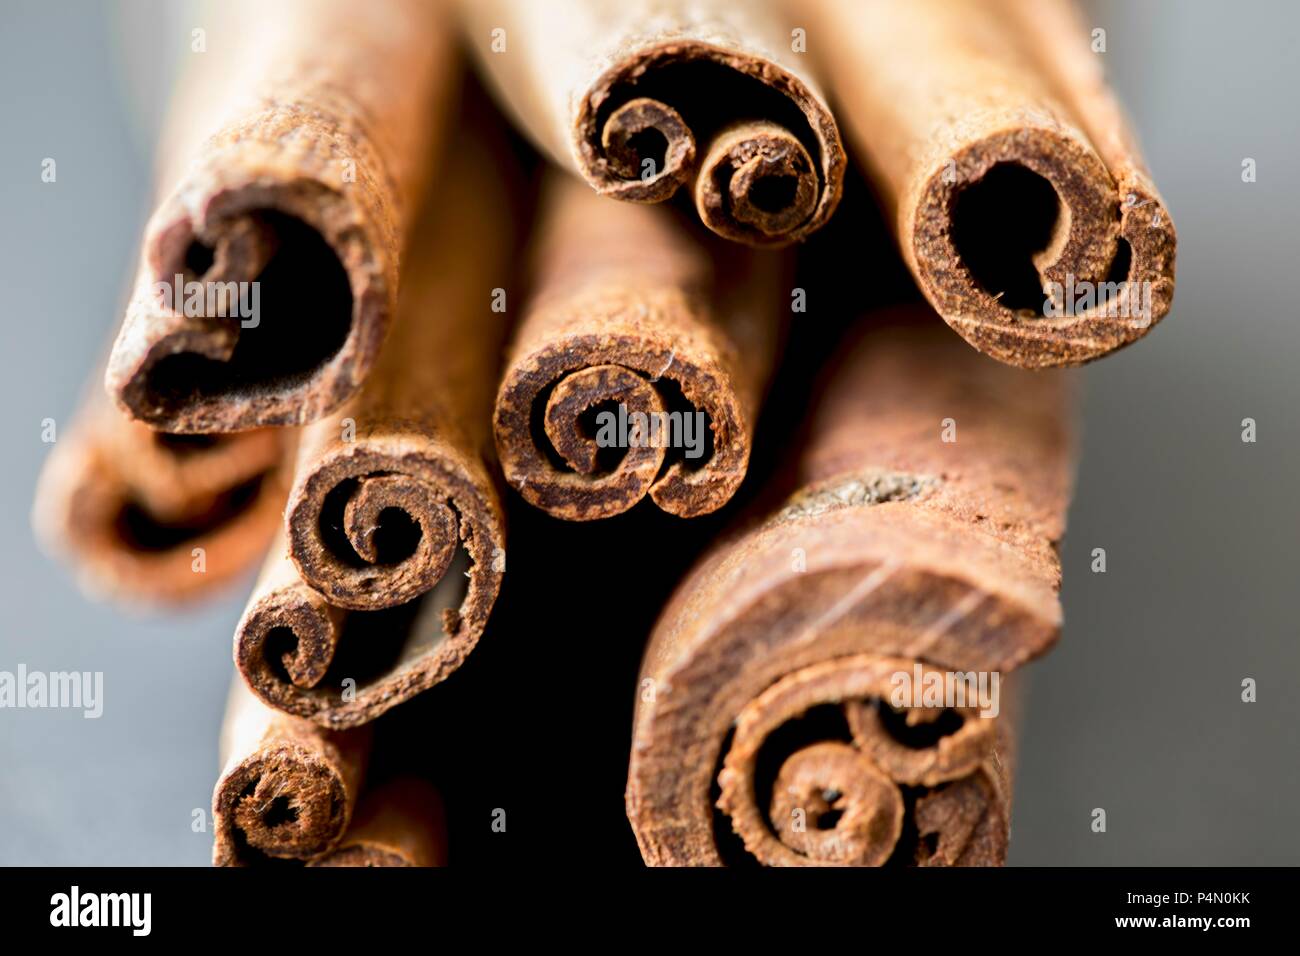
[807,0,1176,367]
[235,537,472,728]
[494,177,782,520]
[461,0,844,246]
[106,0,457,432]
[308,779,447,867]
[32,389,289,606]
[626,309,1074,865]
[281,111,513,706]
[213,679,371,866]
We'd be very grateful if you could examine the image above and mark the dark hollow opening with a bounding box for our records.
[625,128,668,179]
[142,212,354,413]
[595,58,823,194]
[113,474,264,552]
[576,399,630,473]
[153,432,221,453]
[873,700,966,750]
[261,795,299,829]
[951,163,1061,314]
[262,626,300,686]
[748,174,798,214]
[370,507,422,565]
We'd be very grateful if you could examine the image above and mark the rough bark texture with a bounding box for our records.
[213,679,371,866]
[494,176,781,520]
[308,779,447,867]
[626,310,1074,865]
[808,0,1176,367]
[235,536,475,728]
[269,107,514,722]
[461,0,844,246]
[32,386,289,606]
[106,0,456,431]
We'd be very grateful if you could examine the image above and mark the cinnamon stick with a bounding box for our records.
[235,537,471,728]
[461,0,844,246]
[275,102,515,717]
[494,176,782,520]
[32,388,289,606]
[308,779,447,867]
[213,679,371,866]
[106,0,457,432]
[626,309,1074,865]
[806,0,1176,366]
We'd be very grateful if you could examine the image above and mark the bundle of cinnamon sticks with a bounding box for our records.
[33,0,1173,867]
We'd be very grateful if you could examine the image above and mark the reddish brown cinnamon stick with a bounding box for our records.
[105,0,457,431]
[308,779,447,867]
[626,309,1074,865]
[235,535,473,728]
[264,109,513,723]
[807,0,1176,366]
[494,176,782,520]
[461,0,844,246]
[213,679,371,866]
[32,389,289,606]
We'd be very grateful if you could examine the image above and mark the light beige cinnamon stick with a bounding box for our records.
[494,176,782,520]
[627,309,1074,865]
[806,0,1176,366]
[213,679,371,866]
[106,0,457,432]
[461,0,844,246]
[32,389,289,606]
[308,779,447,867]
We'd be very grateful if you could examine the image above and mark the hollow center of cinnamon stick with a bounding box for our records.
[594,59,822,187]
[748,174,799,214]
[143,213,353,410]
[950,162,1061,314]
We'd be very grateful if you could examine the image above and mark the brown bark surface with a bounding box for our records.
[213,679,371,866]
[626,309,1074,865]
[808,0,1176,367]
[494,176,782,520]
[106,0,457,431]
[264,104,515,723]
[462,0,844,246]
[308,778,447,867]
[235,536,478,728]
[32,388,289,606]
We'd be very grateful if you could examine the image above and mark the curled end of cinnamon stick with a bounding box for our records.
[106,132,397,431]
[599,97,696,202]
[718,656,1006,867]
[286,439,502,612]
[574,42,844,245]
[32,415,287,605]
[908,124,1176,367]
[213,742,354,866]
[694,121,821,246]
[495,334,750,521]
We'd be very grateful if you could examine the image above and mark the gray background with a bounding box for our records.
[0,0,1296,865]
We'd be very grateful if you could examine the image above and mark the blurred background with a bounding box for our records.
[1,0,1296,865]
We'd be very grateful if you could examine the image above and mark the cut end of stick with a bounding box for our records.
[495,344,743,522]
[910,128,1176,367]
[107,165,389,432]
[286,444,488,611]
[214,745,352,865]
[694,121,820,246]
[32,415,286,606]
[573,41,844,245]
[717,656,1005,866]
[599,98,695,202]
